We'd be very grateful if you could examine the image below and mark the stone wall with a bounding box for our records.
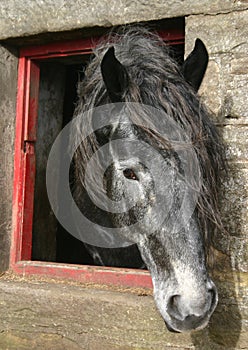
[185,9,248,350]
[0,1,247,349]
[0,45,18,272]
[0,0,247,41]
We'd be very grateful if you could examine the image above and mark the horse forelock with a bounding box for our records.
[73,26,226,246]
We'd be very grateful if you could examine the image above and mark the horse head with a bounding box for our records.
[98,37,218,332]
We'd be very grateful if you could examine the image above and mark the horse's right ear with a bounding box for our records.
[182,39,209,92]
[101,47,129,103]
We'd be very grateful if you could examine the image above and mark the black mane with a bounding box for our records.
[73,27,226,244]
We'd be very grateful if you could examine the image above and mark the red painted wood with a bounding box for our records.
[11,56,27,266]
[20,38,97,59]
[12,261,153,289]
[24,61,40,141]
[21,62,40,260]
[11,57,40,264]
[21,143,36,260]
[157,28,184,45]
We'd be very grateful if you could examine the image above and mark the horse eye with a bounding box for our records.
[123,168,138,180]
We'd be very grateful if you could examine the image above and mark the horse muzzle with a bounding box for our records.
[159,279,218,333]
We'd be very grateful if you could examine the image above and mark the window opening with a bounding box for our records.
[11,18,185,287]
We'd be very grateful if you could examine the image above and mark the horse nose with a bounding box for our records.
[167,283,217,330]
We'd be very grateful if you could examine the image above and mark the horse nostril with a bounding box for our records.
[207,285,218,313]
[165,282,218,331]
[167,294,182,319]
[167,286,218,323]
[169,294,180,308]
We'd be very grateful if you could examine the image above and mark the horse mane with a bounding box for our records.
[72,26,226,245]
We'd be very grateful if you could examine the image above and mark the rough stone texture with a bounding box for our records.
[0,45,18,272]
[0,0,248,41]
[186,10,248,264]
[223,125,248,162]
[0,275,247,350]
[186,8,248,349]
[186,10,248,123]
[0,277,193,350]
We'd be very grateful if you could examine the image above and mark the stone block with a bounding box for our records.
[199,58,222,117]
[0,275,247,350]
[222,125,248,162]
[0,0,248,41]
[207,161,248,275]
[229,237,248,272]
[186,10,248,122]
[220,163,248,239]
[220,53,248,121]
[0,45,18,272]
[185,11,248,55]
[0,278,195,349]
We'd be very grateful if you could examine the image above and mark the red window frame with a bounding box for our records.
[10,29,184,288]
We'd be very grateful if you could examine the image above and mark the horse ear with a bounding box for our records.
[101,47,129,103]
[182,39,209,91]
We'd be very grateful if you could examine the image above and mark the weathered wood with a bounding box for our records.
[0,275,194,350]
[0,272,247,349]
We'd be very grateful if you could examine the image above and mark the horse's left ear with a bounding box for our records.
[182,39,209,91]
[101,47,129,103]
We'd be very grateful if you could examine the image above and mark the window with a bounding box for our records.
[10,19,184,288]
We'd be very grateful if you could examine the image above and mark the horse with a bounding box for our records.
[71,27,225,333]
